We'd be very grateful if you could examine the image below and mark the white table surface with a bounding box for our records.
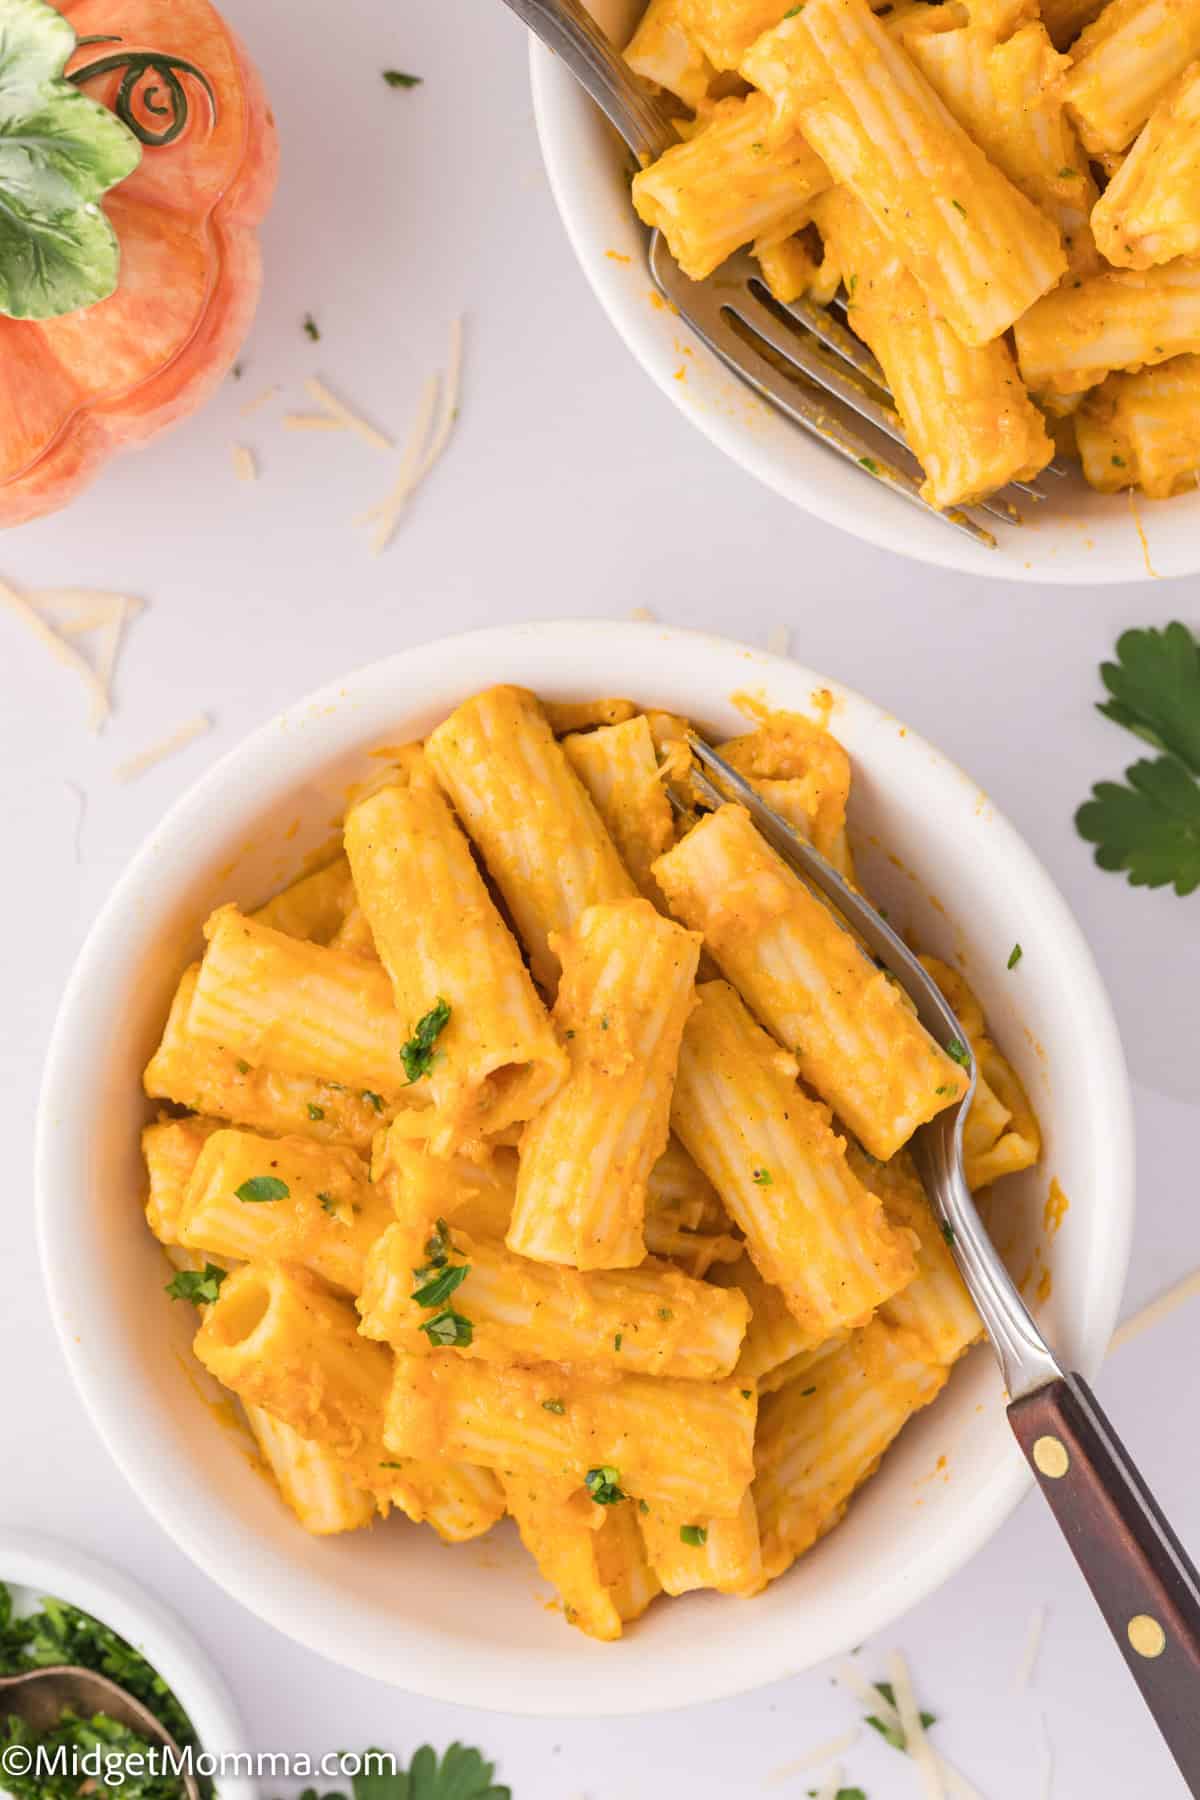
[2,1,1199,1793]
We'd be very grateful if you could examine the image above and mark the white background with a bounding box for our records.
[2,1,1199,1793]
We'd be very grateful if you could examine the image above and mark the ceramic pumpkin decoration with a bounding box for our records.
[0,0,278,525]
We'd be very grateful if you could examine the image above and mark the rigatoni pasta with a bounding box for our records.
[146,685,1041,1640]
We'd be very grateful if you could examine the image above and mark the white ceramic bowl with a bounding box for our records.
[37,621,1133,1714]
[0,1531,252,1800]
[530,7,1198,584]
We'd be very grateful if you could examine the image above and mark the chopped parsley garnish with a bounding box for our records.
[419,1218,452,1271]
[307,1102,325,1120]
[614,1332,623,1352]
[542,1398,566,1414]
[318,1192,338,1215]
[944,1038,970,1068]
[1058,165,1078,177]
[752,1167,773,1185]
[600,1015,610,1030]
[303,313,320,340]
[784,3,804,12]
[379,1460,405,1469]
[411,1262,470,1309]
[361,1089,385,1113]
[421,1310,473,1348]
[1112,454,1126,467]
[231,363,244,381]
[865,1681,936,1751]
[800,1385,817,1397]
[935,1084,954,1096]
[235,1175,289,1203]
[941,1221,956,1245]
[1007,943,1023,970]
[0,1579,201,1799]
[401,998,452,1083]
[290,1743,509,1800]
[951,198,966,216]
[657,1306,674,1321]
[639,1499,650,1514]
[858,456,880,474]
[1076,623,1200,896]
[165,1263,226,1305]
[235,1057,250,1074]
[383,69,423,88]
[585,1466,626,1506]
[741,1388,753,1399]
[679,1524,707,1547]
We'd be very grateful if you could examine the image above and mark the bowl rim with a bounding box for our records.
[34,620,1135,1714]
[527,32,1195,586]
[0,1530,253,1798]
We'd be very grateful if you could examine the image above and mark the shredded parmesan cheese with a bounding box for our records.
[356,375,440,552]
[889,1650,945,1800]
[239,384,279,418]
[283,414,345,432]
[231,443,257,483]
[305,377,393,452]
[766,1729,860,1783]
[29,591,142,637]
[1014,1603,1047,1693]
[835,1659,984,1800]
[767,622,792,656]
[812,1764,843,1800]
[116,713,211,783]
[0,578,111,730]
[1111,1268,1200,1349]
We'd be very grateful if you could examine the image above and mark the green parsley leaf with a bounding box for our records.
[1112,454,1126,467]
[784,3,804,13]
[941,1221,956,1245]
[639,1499,650,1514]
[382,69,422,88]
[800,1385,817,1397]
[752,1166,773,1185]
[303,312,320,340]
[679,1524,708,1546]
[362,1089,385,1113]
[858,456,880,474]
[935,1084,954,1096]
[1058,165,1078,177]
[951,197,967,215]
[614,1332,623,1351]
[865,1683,936,1752]
[235,1175,289,1204]
[542,1398,566,1414]
[585,1465,627,1505]
[419,1218,451,1271]
[318,1192,338,1216]
[944,1038,970,1067]
[165,1264,226,1305]
[657,1306,674,1320]
[421,1309,473,1348]
[307,1102,325,1120]
[1096,622,1200,773]
[402,998,452,1083]
[1076,755,1200,896]
[411,1262,470,1309]
[1007,943,1023,970]
[235,1057,251,1074]
[379,1461,405,1469]
[740,1388,753,1399]
[348,1744,509,1800]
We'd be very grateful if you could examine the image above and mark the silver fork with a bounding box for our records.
[503,0,1056,549]
[684,730,1200,1791]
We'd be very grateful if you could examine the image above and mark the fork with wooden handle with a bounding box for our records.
[499,0,1059,550]
[683,731,1200,1795]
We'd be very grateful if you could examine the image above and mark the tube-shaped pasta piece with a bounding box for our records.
[543,698,638,735]
[1062,0,1200,153]
[1092,66,1200,268]
[670,981,917,1343]
[638,1490,764,1596]
[243,1405,376,1535]
[654,808,968,1159]
[644,1138,743,1276]
[1076,354,1200,494]
[143,1115,222,1245]
[753,229,831,304]
[562,715,675,902]
[1039,0,1107,49]
[507,900,702,1269]
[754,1320,948,1580]
[144,965,392,1152]
[811,188,1053,508]
[625,0,715,107]
[917,957,1041,1189]
[425,687,637,994]
[742,0,1066,345]
[847,1147,983,1365]
[344,783,566,1155]
[358,1219,749,1377]
[893,17,1101,275]
[716,707,851,863]
[179,1129,392,1294]
[500,1473,661,1640]
[384,1353,757,1516]
[328,906,377,959]
[251,856,356,944]
[684,0,812,68]
[189,906,417,1103]
[632,94,830,282]
[194,1262,501,1537]
[711,1254,813,1390]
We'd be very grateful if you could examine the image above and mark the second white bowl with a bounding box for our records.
[36,621,1133,1713]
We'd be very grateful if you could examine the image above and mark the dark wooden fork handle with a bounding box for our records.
[1010,1374,1200,1791]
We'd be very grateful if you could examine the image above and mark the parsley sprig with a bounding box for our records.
[864,1680,936,1751]
[290,1742,508,1800]
[402,999,451,1083]
[1076,623,1200,896]
[165,1264,227,1305]
[411,1215,473,1346]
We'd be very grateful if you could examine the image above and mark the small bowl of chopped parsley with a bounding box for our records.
[1,1535,250,1800]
